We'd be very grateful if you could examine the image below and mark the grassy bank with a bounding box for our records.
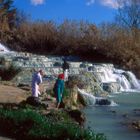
[0,107,106,140]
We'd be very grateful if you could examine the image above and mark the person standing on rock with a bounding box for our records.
[32,69,44,96]
[62,59,69,81]
[30,69,44,106]
[54,73,65,108]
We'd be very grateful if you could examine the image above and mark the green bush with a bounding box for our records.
[0,64,21,80]
[0,108,107,140]
[63,87,71,98]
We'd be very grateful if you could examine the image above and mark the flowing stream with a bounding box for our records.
[83,92,140,140]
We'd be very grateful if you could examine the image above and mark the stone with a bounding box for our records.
[67,109,86,126]
[95,99,111,105]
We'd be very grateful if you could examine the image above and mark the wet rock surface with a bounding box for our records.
[95,98,111,105]
[67,109,86,126]
[132,121,140,131]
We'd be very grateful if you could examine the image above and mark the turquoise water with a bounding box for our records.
[83,92,140,140]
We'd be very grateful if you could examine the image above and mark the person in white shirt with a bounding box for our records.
[31,69,43,97]
[29,69,44,106]
[27,69,49,108]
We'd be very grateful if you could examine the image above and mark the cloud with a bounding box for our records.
[86,0,95,6]
[31,0,45,6]
[100,0,121,9]
[85,0,121,9]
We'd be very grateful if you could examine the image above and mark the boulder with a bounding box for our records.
[67,109,86,126]
[95,98,111,105]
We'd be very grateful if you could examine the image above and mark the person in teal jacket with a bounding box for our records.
[54,73,64,108]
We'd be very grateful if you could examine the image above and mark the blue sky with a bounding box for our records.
[13,0,120,24]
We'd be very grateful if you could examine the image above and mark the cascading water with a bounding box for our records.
[92,64,140,92]
[125,71,140,89]
[78,64,140,140]
[0,44,139,93]
[0,43,10,53]
[78,88,117,106]
[78,88,96,106]
[118,75,132,91]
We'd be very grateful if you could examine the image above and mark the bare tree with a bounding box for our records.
[116,0,140,29]
[116,0,140,41]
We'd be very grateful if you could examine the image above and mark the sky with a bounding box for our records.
[13,0,120,24]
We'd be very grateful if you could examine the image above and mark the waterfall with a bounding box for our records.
[92,64,140,92]
[120,75,131,90]
[125,71,140,89]
[0,43,10,53]
[114,70,140,91]
[102,69,116,82]
[0,47,139,93]
[78,88,117,106]
[78,88,96,105]
[93,65,116,83]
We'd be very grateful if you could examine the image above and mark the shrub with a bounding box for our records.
[0,64,21,80]
[63,87,71,98]
[0,108,107,140]
[67,75,86,89]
